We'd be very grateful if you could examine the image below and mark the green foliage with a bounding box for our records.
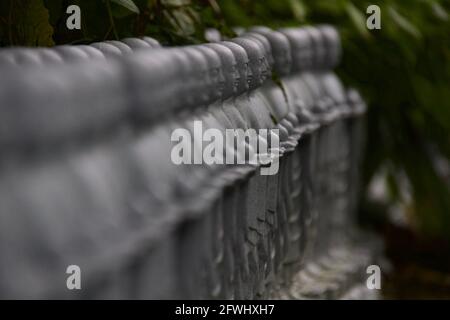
[111,0,140,14]
[0,0,449,239]
[217,0,450,241]
[0,0,54,46]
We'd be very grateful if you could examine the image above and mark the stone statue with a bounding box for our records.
[205,28,222,42]
[230,36,280,298]
[210,40,258,299]
[248,26,309,288]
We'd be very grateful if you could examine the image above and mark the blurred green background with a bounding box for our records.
[0,0,449,297]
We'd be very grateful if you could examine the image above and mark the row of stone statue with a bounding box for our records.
[0,25,341,149]
[0,25,368,299]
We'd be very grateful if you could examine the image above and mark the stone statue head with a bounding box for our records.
[278,28,313,72]
[205,43,239,99]
[191,45,225,103]
[249,26,292,77]
[53,45,91,62]
[182,47,210,105]
[219,41,249,96]
[241,35,272,83]
[303,26,326,70]
[318,25,341,69]
[205,28,222,42]
[90,42,123,58]
[168,48,197,110]
[122,38,153,50]
[36,48,65,64]
[76,45,106,59]
[243,32,274,70]
[124,49,181,122]
[0,58,128,147]
[0,49,41,66]
[0,48,66,66]
[231,37,268,90]
[141,36,162,48]
[105,40,133,55]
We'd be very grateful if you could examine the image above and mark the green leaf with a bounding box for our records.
[10,0,55,46]
[288,0,306,22]
[388,6,421,39]
[344,1,370,38]
[110,0,140,14]
[430,2,448,21]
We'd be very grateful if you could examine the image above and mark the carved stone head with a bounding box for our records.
[182,47,210,105]
[318,25,341,69]
[219,41,249,96]
[141,36,162,48]
[122,38,153,50]
[76,45,106,59]
[243,32,274,70]
[36,48,65,64]
[205,28,222,42]
[231,37,268,90]
[1,49,40,66]
[278,28,313,71]
[205,43,239,99]
[241,35,272,83]
[303,26,326,70]
[169,48,197,109]
[0,58,128,147]
[90,42,123,58]
[105,40,133,55]
[191,45,225,103]
[250,26,292,77]
[124,49,181,122]
[0,48,67,66]
[53,45,91,62]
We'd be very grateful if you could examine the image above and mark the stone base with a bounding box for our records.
[271,233,383,300]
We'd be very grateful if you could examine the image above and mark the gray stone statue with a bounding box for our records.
[279,27,352,265]
[205,28,222,42]
[203,42,255,299]
[230,36,281,298]
[181,45,235,299]
[247,26,309,290]
[122,49,208,299]
[213,40,258,299]
[275,27,327,279]
[319,25,341,70]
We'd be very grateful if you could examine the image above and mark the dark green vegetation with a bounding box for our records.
[0,0,449,243]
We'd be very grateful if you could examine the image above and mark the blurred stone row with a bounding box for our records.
[0,25,374,299]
